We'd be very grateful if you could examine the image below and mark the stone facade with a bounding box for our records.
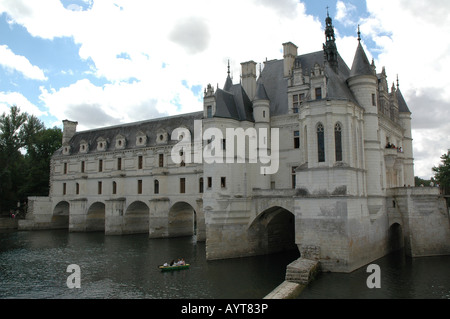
[21,15,450,272]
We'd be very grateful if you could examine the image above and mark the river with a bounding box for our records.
[0,230,449,299]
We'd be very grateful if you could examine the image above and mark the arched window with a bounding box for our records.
[154,180,159,194]
[335,123,342,162]
[317,123,325,162]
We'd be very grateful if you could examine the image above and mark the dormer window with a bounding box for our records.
[156,129,168,145]
[97,137,107,152]
[136,131,147,147]
[62,143,71,155]
[79,140,89,154]
[115,134,126,150]
[207,105,212,118]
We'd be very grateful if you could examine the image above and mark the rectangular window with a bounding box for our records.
[222,139,226,150]
[99,159,103,172]
[293,94,299,113]
[63,183,66,195]
[98,181,102,195]
[207,105,212,118]
[112,181,117,195]
[76,183,80,195]
[138,155,143,169]
[315,87,322,100]
[199,178,204,193]
[138,180,143,194]
[64,163,67,174]
[221,177,226,188]
[117,158,122,171]
[81,161,85,173]
[154,180,159,194]
[294,130,300,149]
[180,178,186,193]
[207,177,212,188]
[292,167,297,189]
[159,154,164,167]
[372,93,376,106]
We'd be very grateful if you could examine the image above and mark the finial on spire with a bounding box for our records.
[396,74,399,89]
[227,60,230,76]
[326,6,329,17]
[357,25,361,42]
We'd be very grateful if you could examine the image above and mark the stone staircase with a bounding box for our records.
[285,258,320,284]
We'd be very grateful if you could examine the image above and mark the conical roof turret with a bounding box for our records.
[254,81,269,101]
[350,27,374,77]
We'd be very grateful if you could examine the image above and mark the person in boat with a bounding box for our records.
[170,260,175,266]
[180,258,186,266]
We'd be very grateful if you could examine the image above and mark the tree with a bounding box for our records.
[432,150,450,195]
[0,106,61,214]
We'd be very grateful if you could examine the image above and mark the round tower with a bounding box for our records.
[347,31,383,198]
[253,82,271,189]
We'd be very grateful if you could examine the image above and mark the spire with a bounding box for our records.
[349,27,375,77]
[224,60,233,91]
[323,11,338,72]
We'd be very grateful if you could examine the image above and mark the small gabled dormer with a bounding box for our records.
[97,137,108,152]
[156,129,169,145]
[62,143,71,155]
[136,130,147,147]
[115,134,126,150]
[79,139,89,154]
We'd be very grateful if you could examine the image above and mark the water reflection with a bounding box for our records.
[0,230,299,299]
[298,249,450,299]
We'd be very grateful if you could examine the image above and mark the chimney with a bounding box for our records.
[241,61,257,101]
[283,42,298,77]
[62,120,78,144]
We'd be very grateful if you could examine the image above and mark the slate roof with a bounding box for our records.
[57,111,204,155]
[397,89,411,113]
[255,51,358,116]
[350,42,374,77]
[214,82,254,122]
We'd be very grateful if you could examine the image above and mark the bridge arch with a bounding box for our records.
[123,201,149,234]
[86,201,105,232]
[248,206,298,256]
[52,201,69,229]
[387,222,403,252]
[168,201,196,238]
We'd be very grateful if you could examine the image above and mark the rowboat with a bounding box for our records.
[159,264,190,272]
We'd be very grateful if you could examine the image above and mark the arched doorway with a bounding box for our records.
[388,222,403,252]
[248,206,298,256]
[168,202,196,238]
[86,202,105,232]
[52,201,69,229]
[123,201,149,234]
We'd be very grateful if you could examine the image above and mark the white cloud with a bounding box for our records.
[0,45,47,81]
[361,0,450,178]
[0,91,46,117]
[3,0,447,179]
[2,0,324,128]
[335,1,357,26]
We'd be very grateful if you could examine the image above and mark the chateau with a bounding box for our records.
[21,15,450,272]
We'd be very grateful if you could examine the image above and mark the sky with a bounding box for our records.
[0,0,449,179]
